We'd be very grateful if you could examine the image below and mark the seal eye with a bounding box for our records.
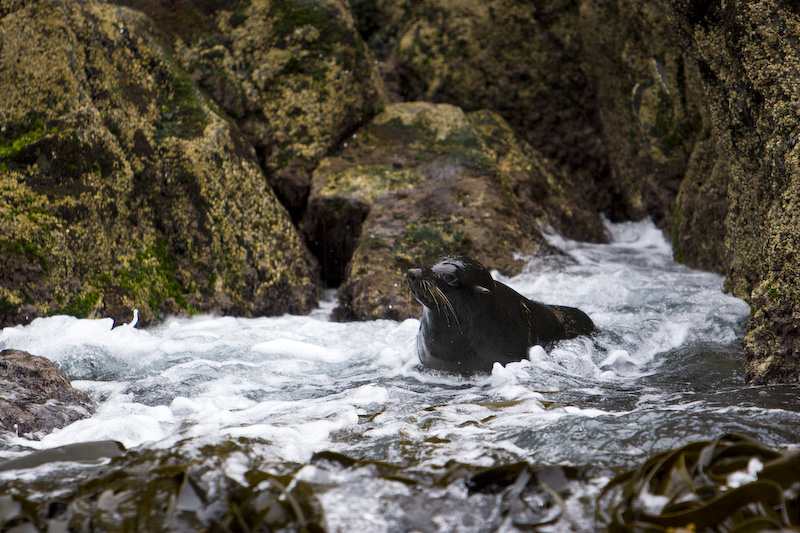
[441,272,458,286]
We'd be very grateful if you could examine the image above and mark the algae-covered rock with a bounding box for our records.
[349,0,608,217]
[114,0,387,219]
[350,0,722,264]
[467,109,607,244]
[303,102,603,320]
[0,0,317,326]
[0,349,92,438]
[578,0,711,225]
[671,0,800,384]
[670,137,729,272]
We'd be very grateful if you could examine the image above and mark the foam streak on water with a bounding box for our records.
[2,220,800,529]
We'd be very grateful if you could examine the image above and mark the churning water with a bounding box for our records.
[2,219,799,531]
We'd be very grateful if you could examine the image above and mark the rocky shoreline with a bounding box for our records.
[2,0,799,384]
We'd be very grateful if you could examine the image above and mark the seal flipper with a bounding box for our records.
[548,305,596,339]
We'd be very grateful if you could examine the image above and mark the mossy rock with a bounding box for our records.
[302,102,588,321]
[119,0,387,219]
[0,0,317,326]
[671,0,800,383]
[669,137,729,272]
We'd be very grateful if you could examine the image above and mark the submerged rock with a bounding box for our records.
[0,349,92,438]
[302,102,604,320]
[0,0,318,327]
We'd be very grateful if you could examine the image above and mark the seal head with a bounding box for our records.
[406,256,595,374]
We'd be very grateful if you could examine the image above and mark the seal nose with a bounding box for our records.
[407,268,422,282]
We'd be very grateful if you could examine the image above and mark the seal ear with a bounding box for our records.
[474,285,492,295]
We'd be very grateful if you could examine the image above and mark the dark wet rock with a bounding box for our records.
[578,0,711,226]
[0,0,318,327]
[302,102,604,320]
[0,349,92,438]
[670,137,729,272]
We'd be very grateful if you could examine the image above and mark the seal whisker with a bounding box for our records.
[423,279,445,317]
[421,279,440,314]
[432,284,462,334]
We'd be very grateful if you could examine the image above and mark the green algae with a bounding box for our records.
[57,291,101,318]
[319,165,419,202]
[99,239,198,319]
[155,66,209,141]
[400,217,473,266]
[271,0,346,57]
[0,118,59,162]
[0,239,50,271]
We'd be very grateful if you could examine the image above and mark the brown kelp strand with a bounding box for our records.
[597,433,800,532]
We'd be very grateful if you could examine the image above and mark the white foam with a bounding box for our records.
[251,338,347,361]
[0,219,754,477]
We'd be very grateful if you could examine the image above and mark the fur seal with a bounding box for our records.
[406,256,595,374]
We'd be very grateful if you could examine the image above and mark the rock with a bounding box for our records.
[302,102,604,320]
[350,0,717,260]
[0,0,318,327]
[670,137,729,272]
[671,0,800,384]
[579,0,713,226]
[0,349,92,438]
[112,0,387,220]
[350,0,609,224]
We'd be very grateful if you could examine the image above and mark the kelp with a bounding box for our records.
[311,453,584,530]
[0,440,125,472]
[2,434,799,531]
[464,462,582,529]
[597,433,800,532]
[0,440,326,532]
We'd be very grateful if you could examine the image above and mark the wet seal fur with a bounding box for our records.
[406,256,595,373]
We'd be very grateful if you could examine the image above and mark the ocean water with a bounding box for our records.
[2,219,799,531]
